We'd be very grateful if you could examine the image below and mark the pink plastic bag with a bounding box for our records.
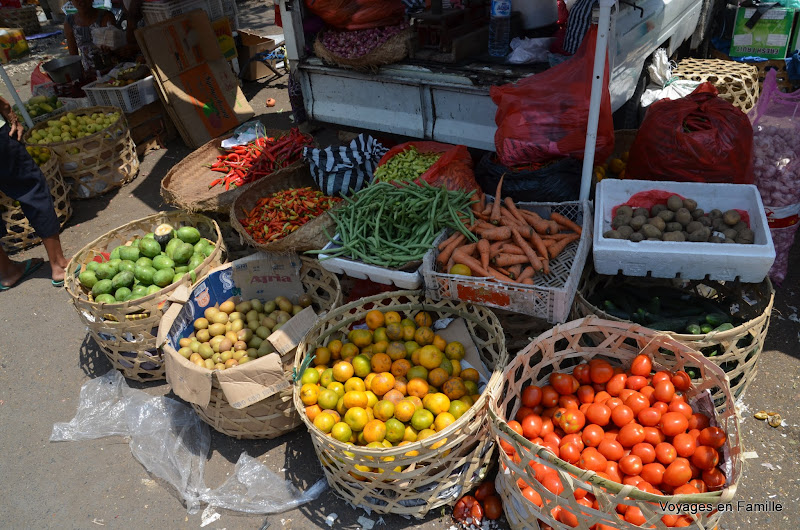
[750,69,800,285]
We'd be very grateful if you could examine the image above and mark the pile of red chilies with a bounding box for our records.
[209,128,313,190]
[241,187,342,244]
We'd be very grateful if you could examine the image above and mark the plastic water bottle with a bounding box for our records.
[489,0,512,57]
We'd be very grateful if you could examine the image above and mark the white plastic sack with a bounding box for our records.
[640,48,700,108]
[507,37,553,64]
[51,371,326,514]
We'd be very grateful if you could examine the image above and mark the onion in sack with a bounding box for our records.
[320,23,407,59]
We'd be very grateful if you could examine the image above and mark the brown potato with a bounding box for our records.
[686,221,704,233]
[648,217,666,232]
[616,205,634,218]
[691,208,705,220]
[629,232,644,242]
[641,224,663,239]
[651,204,667,216]
[630,215,647,231]
[657,209,675,222]
[617,225,634,238]
[666,222,683,232]
[633,207,649,218]
[667,195,684,212]
[683,198,698,211]
[723,210,741,226]
[603,230,623,239]
[675,208,692,226]
[663,232,686,242]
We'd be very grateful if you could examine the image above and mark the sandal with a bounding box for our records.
[0,258,44,291]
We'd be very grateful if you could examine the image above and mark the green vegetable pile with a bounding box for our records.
[373,146,442,184]
[311,181,476,268]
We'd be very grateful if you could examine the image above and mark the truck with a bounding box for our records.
[277,0,713,151]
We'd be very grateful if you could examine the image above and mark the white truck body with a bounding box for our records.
[278,0,704,150]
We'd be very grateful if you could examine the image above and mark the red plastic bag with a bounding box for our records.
[30,62,52,92]
[376,141,480,192]
[626,82,754,184]
[304,0,404,30]
[490,26,614,168]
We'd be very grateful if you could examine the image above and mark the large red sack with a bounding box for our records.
[626,82,754,184]
[376,141,480,192]
[490,26,614,168]
[304,0,405,30]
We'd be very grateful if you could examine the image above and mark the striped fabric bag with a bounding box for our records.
[304,134,388,197]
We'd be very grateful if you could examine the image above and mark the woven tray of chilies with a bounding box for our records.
[160,128,313,213]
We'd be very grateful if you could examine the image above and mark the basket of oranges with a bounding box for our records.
[292,290,509,517]
[488,317,742,530]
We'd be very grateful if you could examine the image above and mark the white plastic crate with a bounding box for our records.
[82,76,157,114]
[593,179,775,282]
[141,0,211,25]
[318,235,424,289]
[422,201,592,323]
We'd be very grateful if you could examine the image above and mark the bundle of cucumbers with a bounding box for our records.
[78,223,215,304]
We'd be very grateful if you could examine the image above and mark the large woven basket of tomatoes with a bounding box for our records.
[293,290,508,517]
[488,316,741,530]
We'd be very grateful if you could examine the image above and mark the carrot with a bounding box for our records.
[490,174,505,225]
[500,243,525,255]
[518,209,553,235]
[437,233,466,266]
[548,220,561,234]
[481,204,492,216]
[446,258,454,271]
[542,238,556,248]
[548,234,581,259]
[489,240,505,253]
[528,230,550,275]
[477,226,512,241]
[477,238,490,271]
[495,265,513,277]
[542,233,573,240]
[504,197,530,226]
[438,232,463,251]
[511,227,544,273]
[459,242,478,256]
[452,249,491,277]
[508,264,522,279]
[478,192,486,212]
[488,266,514,283]
[493,254,531,267]
[521,278,534,285]
[516,266,535,283]
[551,212,582,235]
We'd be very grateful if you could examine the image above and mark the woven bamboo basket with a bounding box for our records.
[160,130,305,213]
[0,6,40,35]
[571,263,774,409]
[184,258,342,439]
[65,211,225,381]
[229,164,339,253]
[313,28,411,71]
[673,58,759,112]
[0,150,72,253]
[24,106,139,199]
[489,317,742,530]
[293,291,508,517]
[710,50,798,93]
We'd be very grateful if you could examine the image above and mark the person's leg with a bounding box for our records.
[43,235,69,283]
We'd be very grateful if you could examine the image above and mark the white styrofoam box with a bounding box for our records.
[318,235,423,290]
[594,179,775,282]
[422,201,592,323]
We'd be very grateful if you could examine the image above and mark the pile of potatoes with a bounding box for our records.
[604,194,755,244]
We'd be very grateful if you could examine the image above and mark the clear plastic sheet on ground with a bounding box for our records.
[50,371,326,514]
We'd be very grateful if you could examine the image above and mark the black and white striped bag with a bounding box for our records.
[304,134,388,197]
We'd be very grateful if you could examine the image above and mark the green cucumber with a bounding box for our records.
[685,324,702,335]
[705,313,731,327]
[647,317,701,332]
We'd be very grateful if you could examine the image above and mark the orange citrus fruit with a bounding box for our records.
[407,395,424,410]
[384,311,402,324]
[449,264,471,276]
[386,341,407,361]
[411,409,434,431]
[418,346,443,370]
[414,327,434,346]
[365,310,385,330]
[363,419,387,444]
[344,407,369,432]
[407,377,429,398]
[373,327,388,343]
[363,372,376,391]
[322,409,341,423]
[394,399,416,422]
[402,324,417,341]
[444,341,465,361]
[340,343,359,359]
[403,425,418,443]
[391,358,411,378]
[331,422,352,442]
[427,367,449,388]
[393,376,408,395]
[314,411,336,433]
[383,389,405,405]
[318,389,339,410]
[464,380,479,396]
[344,377,366,392]
[414,311,433,328]
[373,340,388,354]
[314,347,331,366]
[460,367,480,383]
[423,393,451,416]
[450,359,462,377]
[328,381,345,397]
[305,404,322,421]
[432,334,447,352]
[300,383,320,406]
[407,365,428,383]
[405,341,420,356]
[343,390,368,409]
[442,377,467,400]
[385,418,405,444]
[434,412,456,432]
[320,368,334,388]
[370,352,392,373]
[351,355,371,379]
[349,329,373,348]
[365,390,378,409]
[370,372,395,397]
[374,400,395,421]
[385,323,404,341]
[449,399,469,419]
[328,339,343,358]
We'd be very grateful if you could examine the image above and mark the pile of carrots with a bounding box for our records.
[436,176,582,285]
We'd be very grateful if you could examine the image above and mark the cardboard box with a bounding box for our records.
[730,7,797,59]
[212,16,237,60]
[135,10,253,148]
[0,27,28,64]
[158,253,316,410]
[237,29,277,81]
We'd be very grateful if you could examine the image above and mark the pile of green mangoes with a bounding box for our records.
[177,295,312,371]
[27,111,120,145]
[14,95,63,120]
[78,223,215,304]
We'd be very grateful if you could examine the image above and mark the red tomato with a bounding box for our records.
[688,428,701,441]
[624,506,647,525]
[655,442,678,465]
[638,407,662,427]
[558,506,579,528]
[544,431,562,447]
[668,399,694,420]
[559,395,581,410]
[604,429,619,440]
[659,412,689,437]
[562,433,584,450]
[671,370,692,391]
[651,371,672,385]
[673,432,697,458]
[560,442,581,464]
[663,458,692,487]
[640,463,665,485]
[606,374,627,396]
[622,475,643,486]
[474,481,495,501]
[689,478,708,493]
[624,393,650,415]
[582,424,605,447]
[593,383,607,392]
[594,390,611,404]
[521,414,543,439]
[702,467,726,490]
[631,442,656,464]
[542,406,559,419]
[453,495,483,524]
[508,420,523,436]
[692,446,720,470]
[625,375,648,391]
[515,406,534,422]
[652,401,669,415]
[619,454,643,475]
[688,413,711,431]
[590,361,615,384]
[521,385,543,408]
[653,380,676,402]
[579,402,591,414]
[540,417,554,436]
[522,486,543,506]
[689,461,703,479]
[516,477,528,490]
[618,423,646,447]
[640,385,656,404]
[483,495,503,520]
[573,363,592,385]
[630,354,652,376]
[541,385,559,408]
[585,403,612,426]
[598,438,624,461]
[543,473,564,495]
[531,462,551,483]
[605,397,623,410]
[662,514,680,527]
[576,385,595,404]
[643,426,666,445]
[611,405,634,427]
[618,388,636,401]
[605,461,622,482]
[542,440,560,456]
[579,448,608,472]
[698,427,727,449]
[636,480,660,495]
[674,483,700,495]
[551,373,580,395]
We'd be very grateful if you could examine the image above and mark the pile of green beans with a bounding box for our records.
[310,181,476,268]
[373,146,442,183]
